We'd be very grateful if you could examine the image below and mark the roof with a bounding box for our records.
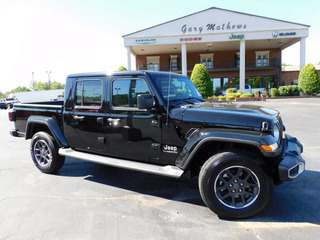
[66,70,184,78]
[123,7,310,38]
[67,71,148,78]
[282,64,320,72]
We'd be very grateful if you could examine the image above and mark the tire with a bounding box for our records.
[30,131,65,173]
[199,151,273,219]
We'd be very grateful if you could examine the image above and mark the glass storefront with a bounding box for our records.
[232,76,277,91]
[212,77,229,95]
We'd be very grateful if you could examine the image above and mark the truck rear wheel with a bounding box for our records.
[199,151,273,219]
[30,131,65,173]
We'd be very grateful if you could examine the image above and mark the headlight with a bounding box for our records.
[260,123,280,152]
[273,123,280,141]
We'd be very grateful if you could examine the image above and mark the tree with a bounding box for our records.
[34,81,49,91]
[0,91,7,99]
[190,64,213,98]
[118,66,127,71]
[50,81,65,90]
[298,63,320,94]
[10,86,31,93]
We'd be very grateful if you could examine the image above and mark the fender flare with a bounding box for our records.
[175,128,282,170]
[25,116,69,148]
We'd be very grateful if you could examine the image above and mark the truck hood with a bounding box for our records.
[170,102,279,132]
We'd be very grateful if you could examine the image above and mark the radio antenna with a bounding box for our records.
[166,55,173,127]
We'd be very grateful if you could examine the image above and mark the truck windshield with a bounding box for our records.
[149,72,204,105]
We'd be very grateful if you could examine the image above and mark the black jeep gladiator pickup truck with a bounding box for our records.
[9,71,305,219]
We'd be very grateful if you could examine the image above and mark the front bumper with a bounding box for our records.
[278,134,305,181]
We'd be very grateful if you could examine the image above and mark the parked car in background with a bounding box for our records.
[0,99,6,109]
[222,84,266,95]
[0,98,19,109]
[235,84,265,94]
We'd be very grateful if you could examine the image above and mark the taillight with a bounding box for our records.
[8,111,16,121]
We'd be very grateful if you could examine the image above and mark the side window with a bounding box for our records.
[75,80,102,107]
[112,79,150,108]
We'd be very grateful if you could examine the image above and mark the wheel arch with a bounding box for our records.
[26,116,69,148]
[175,129,276,175]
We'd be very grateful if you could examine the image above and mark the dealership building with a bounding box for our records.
[123,7,309,94]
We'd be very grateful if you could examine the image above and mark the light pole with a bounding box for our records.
[46,71,51,90]
[32,72,34,90]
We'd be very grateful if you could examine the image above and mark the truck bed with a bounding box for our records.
[12,101,64,136]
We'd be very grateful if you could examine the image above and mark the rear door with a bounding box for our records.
[63,77,108,152]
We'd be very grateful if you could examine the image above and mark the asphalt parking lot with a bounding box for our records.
[0,98,319,240]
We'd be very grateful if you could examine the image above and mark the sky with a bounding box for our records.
[1,0,319,93]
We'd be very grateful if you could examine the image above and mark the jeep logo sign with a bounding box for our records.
[229,34,245,40]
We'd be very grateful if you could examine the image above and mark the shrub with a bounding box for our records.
[279,86,290,96]
[278,85,301,96]
[226,88,237,94]
[226,96,235,101]
[299,63,320,94]
[237,90,244,95]
[254,90,260,97]
[118,66,127,71]
[240,93,254,98]
[270,88,279,97]
[218,96,226,101]
[226,93,237,98]
[288,85,300,96]
[190,64,213,98]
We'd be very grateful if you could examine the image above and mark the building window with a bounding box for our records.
[200,54,214,69]
[235,52,240,68]
[147,56,160,71]
[170,55,178,71]
[255,51,270,67]
[112,78,150,109]
[75,80,102,107]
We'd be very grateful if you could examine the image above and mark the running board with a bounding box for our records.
[58,148,184,178]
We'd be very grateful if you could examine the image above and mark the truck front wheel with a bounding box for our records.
[199,151,273,219]
[30,131,65,173]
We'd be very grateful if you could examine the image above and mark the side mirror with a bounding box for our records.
[137,94,154,109]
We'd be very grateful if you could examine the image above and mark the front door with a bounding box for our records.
[106,77,161,162]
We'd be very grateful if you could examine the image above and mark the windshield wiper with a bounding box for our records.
[182,97,205,102]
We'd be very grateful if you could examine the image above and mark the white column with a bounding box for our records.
[127,47,132,71]
[239,40,246,92]
[300,37,306,71]
[181,43,187,76]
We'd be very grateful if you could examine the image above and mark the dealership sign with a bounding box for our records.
[272,32,296,38]
[181,22,247,34]
[135,38,156,44]
[229,34,245,40]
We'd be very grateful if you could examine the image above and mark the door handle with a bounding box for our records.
[73,115,85,120]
